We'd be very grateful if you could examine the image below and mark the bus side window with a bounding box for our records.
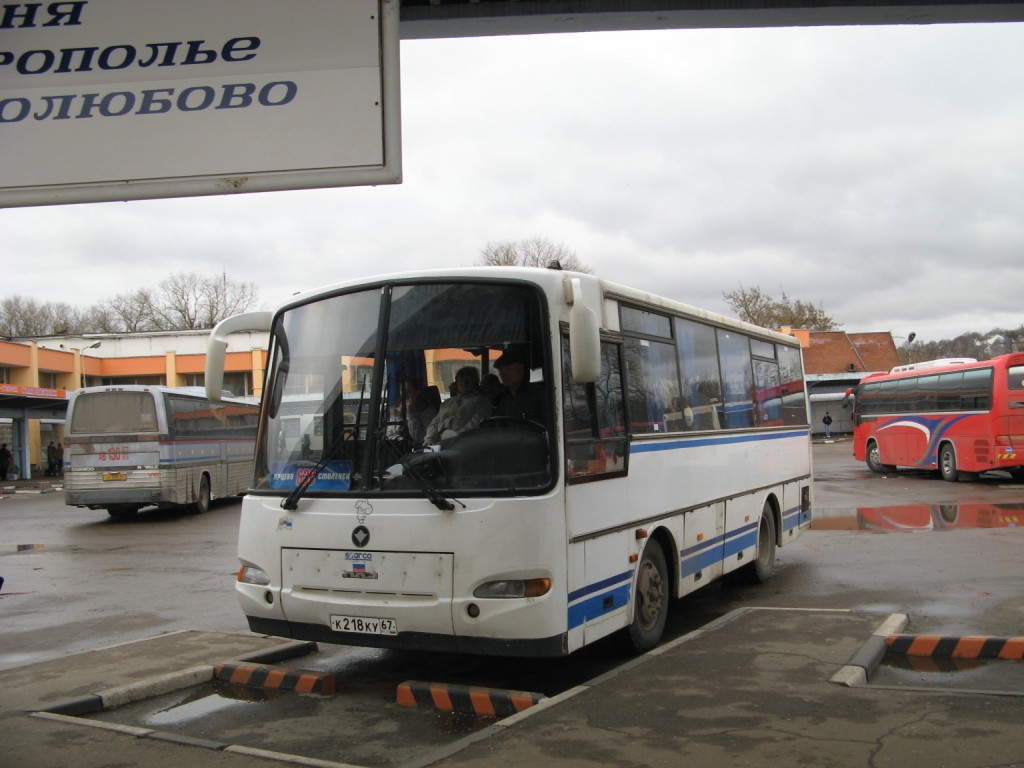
[562,336,627,482]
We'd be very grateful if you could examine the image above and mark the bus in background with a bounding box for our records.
[206,267,812,657]
[64,385,259,518]
[850,354,1024,482]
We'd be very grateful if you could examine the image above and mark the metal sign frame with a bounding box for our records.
[0,0,401,207]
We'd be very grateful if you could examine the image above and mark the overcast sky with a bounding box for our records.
[3,21,1022,344]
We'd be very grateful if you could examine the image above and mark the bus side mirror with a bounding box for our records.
[568,278,601,383]
[206,311,273,402]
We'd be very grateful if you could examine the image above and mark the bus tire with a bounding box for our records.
[865,441,894,474]
[746,505,777,584]
[628,542,669,653]
[939,444,960,483]
[191,474,211,514]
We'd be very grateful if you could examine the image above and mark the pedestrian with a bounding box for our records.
[822,411,833,439]
[46,441,58,476]
[0,443,11,482]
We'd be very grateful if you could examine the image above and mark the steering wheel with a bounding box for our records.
[479,416,546,432]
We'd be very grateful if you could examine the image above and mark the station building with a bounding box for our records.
[0,330,267,480]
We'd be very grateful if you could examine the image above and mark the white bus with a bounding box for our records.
[64,385,259,518]
[206,267,811,656]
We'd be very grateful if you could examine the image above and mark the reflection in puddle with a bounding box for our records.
[144,682,278,727]
[813,503,1024,532]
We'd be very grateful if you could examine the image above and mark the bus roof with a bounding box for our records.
[273,266,802,349]
[889,358,976,374]
[72,384,258,406]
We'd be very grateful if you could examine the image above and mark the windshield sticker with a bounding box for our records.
[270,460,352,491]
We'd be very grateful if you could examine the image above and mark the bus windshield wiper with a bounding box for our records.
[399,454,464,512]
[281,424,355,511]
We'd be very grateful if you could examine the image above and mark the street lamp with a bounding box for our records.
[80,341,101,388]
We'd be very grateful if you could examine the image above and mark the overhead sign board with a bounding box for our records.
[0,0,401,206]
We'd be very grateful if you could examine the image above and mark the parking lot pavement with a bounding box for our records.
[4,609,1023,768]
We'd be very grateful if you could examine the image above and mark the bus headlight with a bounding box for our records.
[237,565,271,586]
[473,578,551,599]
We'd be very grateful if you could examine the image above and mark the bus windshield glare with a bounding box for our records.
[256,281,552,498]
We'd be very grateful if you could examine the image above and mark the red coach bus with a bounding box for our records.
[850,354,1024,482]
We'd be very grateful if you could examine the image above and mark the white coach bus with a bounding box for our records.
[64,385,259,518]
[206,267,811,656]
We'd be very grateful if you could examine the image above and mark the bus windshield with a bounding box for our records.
[68,391,159,434]
[256,280,553,498]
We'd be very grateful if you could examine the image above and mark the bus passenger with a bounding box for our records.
[424,367,491,444]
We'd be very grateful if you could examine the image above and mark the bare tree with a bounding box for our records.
[199,273,259,329]
[150,272,260,331]
[109,288,158,332]
[478,237,593,273]
[0,296,85,336]
[722,285,839,331]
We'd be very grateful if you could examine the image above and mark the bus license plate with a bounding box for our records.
[330,615,398,636]
[102,472,128,481]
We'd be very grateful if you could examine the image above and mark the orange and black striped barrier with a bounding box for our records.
[214,662,335,694]
[396,680,546,717]
[885,635,1024,660]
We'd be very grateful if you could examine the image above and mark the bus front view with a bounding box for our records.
[230,277,567,656]
[212,267,810,658]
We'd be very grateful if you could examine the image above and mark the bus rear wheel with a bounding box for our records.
[745,505,776,584]
[628,542,669,653]
[190,474,211,514]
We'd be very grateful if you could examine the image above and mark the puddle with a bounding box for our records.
[143,682,278,727]
[813,503,1024,532]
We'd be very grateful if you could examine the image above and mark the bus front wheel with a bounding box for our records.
[628,542,669,653]
[939,444,960,483]
[190,474,211,514]
[866,441,895,474]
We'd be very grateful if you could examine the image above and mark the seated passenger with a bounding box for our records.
[392,381,441,446]
[493,347,546,424]
[424,367,492,444]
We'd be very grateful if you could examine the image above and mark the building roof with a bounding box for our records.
[803,332,900,375]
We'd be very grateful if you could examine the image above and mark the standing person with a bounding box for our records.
[46,441,58,477]
[57,441,64,478]
[822,411,833,439]
[0,443,11,482]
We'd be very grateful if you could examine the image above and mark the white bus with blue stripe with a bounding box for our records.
[207,267,811,656]
[64,385,259,518]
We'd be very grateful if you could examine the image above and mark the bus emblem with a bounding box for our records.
[352,525,370,548]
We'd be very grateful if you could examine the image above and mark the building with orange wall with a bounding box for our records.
[0,330,267,479]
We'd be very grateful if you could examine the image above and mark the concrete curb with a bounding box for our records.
[831,612,909,687]
[885,635,1024,659]
[216,662,336,694]
[32,638,318,715]
[396,680,546,717]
